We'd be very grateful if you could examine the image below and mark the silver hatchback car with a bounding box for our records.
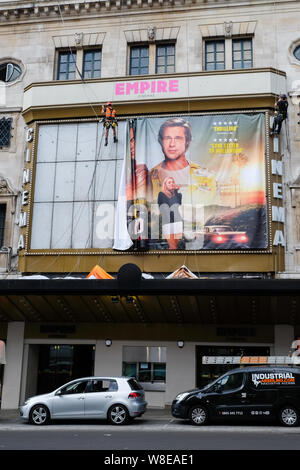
[20,376,147,425]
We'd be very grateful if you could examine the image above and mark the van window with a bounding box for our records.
[215,373,244,392]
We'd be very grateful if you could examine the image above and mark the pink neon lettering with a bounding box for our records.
[140,81,150,94]
[115,79,179,96]
[126,82,139,95]
[169,80,179,92]
[115,83,124,95]
[157,80,167,92]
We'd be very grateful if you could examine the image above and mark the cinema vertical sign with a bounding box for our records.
[18,126,34,253]
[271,138,285,253]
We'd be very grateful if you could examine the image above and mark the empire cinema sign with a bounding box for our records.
[115,78,179,97]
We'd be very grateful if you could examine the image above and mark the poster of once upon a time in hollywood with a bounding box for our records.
[114,113,268,251]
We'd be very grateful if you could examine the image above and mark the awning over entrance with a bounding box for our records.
[0,277,299,324]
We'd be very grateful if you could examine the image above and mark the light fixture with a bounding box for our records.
[105,339,112,347]
[177,340,184,348]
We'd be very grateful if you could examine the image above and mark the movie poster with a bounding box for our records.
[114,113,267,251]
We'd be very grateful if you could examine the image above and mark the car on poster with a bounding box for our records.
[171,366,300,427]
[203,225,249,248]
[20,376,147,425]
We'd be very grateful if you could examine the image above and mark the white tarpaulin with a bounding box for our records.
[113,122,134,251]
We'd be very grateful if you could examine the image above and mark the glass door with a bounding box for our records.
[37,344,94,394]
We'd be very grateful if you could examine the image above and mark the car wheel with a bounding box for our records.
[279,406,299,427]
[189,405,209,426]
[29,404,50,425]
[108,404,129,425]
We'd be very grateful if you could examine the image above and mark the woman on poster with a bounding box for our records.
[158,176,183,250]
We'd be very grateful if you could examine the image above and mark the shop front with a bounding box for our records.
[0,275,299,409]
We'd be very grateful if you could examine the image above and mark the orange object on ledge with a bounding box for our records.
[86,265,115,280]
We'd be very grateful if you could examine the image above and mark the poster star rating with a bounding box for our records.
[210,119,242,154]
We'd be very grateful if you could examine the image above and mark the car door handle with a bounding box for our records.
[78,397,85,400]
[105,395,112,399]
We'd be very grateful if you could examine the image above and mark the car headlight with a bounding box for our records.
[175,392,189,402]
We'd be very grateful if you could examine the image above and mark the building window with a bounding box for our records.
[0,62,22,83]
[0,117,13,148]
[123,362,166,383]
[129,43,176,75]
[57,51,77,80]
[205,40,225,71]
[129,46,149,76]
[156,43,175,74]
[122,346,166,390]
[83,49,101,79]
[232,38,253,69]
[0,204,6,247]
[293,45,300,62]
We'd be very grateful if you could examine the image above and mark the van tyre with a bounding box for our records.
[279,406,299,427]
[29,404,50,425]
[189,405,209,425]
[108,404,129,425]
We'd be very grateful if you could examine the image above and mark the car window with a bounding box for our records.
[61,380,89,395]
[86,379,118,393]
[215,373,244,392]
[127,378,143,390]
[108,380,118,391]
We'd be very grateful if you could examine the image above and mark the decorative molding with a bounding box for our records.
[0,1,296,22]
[0,176,17,197]
[224,21,233,38]
[52,32,106,49]
[199,21,257,38]
[0,107,22,113]
[74,32,83,48]
[147,26,156,42]
[124,26,180,43]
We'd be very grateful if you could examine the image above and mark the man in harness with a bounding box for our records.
[101,101,118,146]
[270,94,288,136]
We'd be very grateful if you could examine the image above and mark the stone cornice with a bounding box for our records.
[0,0,298,23]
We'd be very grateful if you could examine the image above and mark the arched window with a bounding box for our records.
[293,45,300,62]
[0,62,22,83]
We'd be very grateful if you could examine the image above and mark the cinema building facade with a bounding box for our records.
[1,0,300,409]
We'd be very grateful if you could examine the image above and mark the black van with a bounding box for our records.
[171,366,300,427]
